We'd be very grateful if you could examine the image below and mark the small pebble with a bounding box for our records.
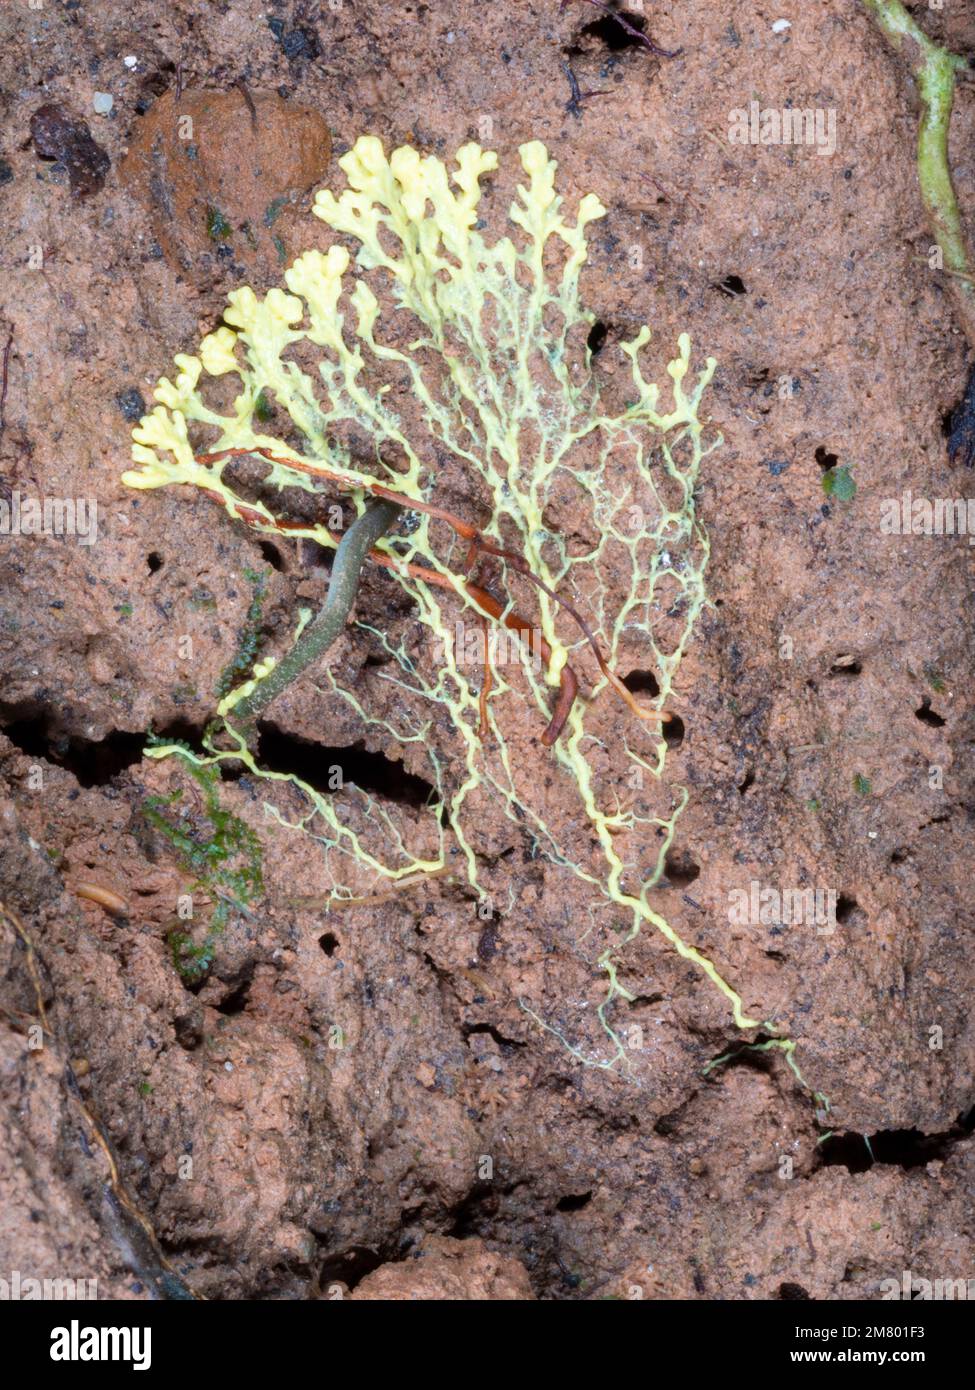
[93,92,114,115]
[771,19,791,33]
[123,55,138,69]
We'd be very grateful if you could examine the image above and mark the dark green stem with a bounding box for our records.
[232,499,401,735]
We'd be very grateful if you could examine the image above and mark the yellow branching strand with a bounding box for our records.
[126,138,806,1088]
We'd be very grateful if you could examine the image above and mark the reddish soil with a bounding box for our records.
[1,0,973,1300]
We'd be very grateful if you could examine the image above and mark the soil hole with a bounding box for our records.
[621,669,660,698]
[173,1010,204,1050]
[0,715,198,788]
[146,551,163,573]
[716,274,746,296]
[944,366,975,465]
[448,1185,500,1239]
[654,1111,681,1136]
[815,446,839,471]
[463,1022,525,1050]
[579,11,648,51]
[819,1109,975,1174]
[317,1246,382,1292]
[703,1032,776,1077]
[778,1282,811,1300]
[256,727,436,807]
[829,656,861,676]
[258,540,285,571]
[663,850,700,887]
[216,979,251,1016]
[915,698,945,728]
[662,713,684,749]
[134,60,176,115]
[555,1191,592,1212]
[835,894,857,924]
[587,320,608,355]
[318,931,340,957]
[737,767,755,794]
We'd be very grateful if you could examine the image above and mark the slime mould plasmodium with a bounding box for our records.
[123,136,816,1093]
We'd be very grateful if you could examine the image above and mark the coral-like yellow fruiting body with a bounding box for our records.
[127,138,768,1072]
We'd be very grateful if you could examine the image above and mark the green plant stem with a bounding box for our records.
[232,498,401,735]
[862,0,975,346]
